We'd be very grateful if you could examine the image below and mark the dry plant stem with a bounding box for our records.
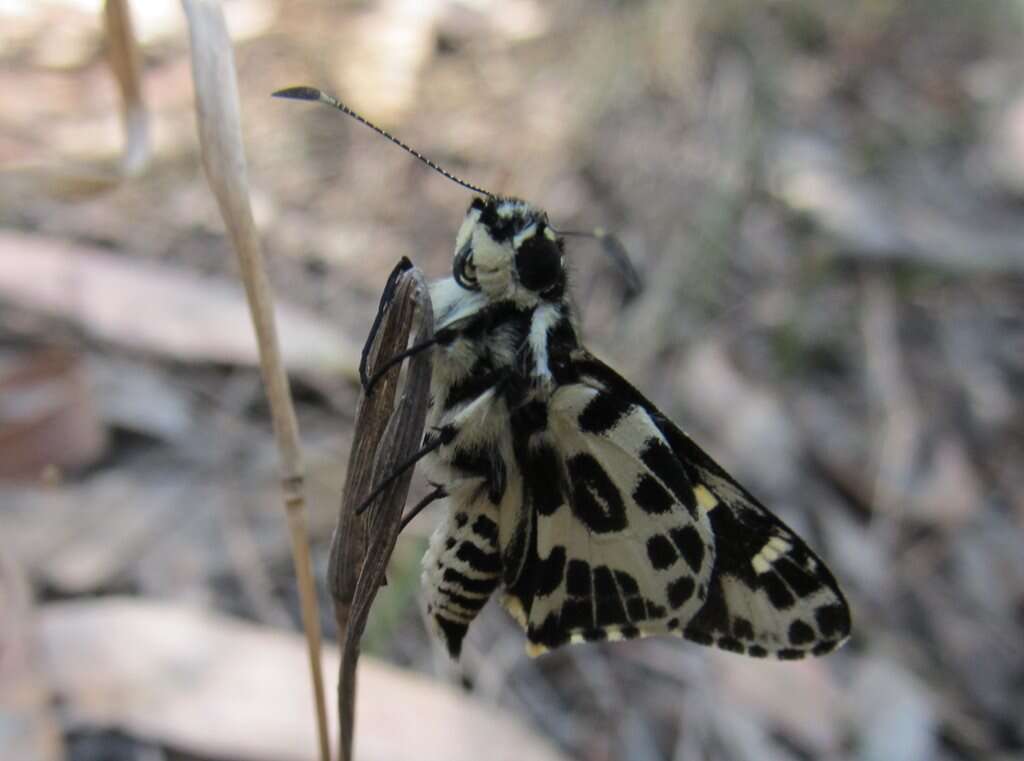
[103,0,148,176]
[330,264,434,761]
[180,3,329,760]
[0,0,148,201]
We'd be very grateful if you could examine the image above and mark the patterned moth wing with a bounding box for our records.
[498,373,716,655]
[506,353,851,659]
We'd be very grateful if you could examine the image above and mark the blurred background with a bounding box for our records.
[1,1,1023,760]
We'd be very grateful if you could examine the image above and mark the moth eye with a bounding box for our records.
[453,244,480,291]
[515,232,563,293]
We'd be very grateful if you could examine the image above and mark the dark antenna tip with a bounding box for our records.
[558,227,644,303]
[595,229,644,301]
[273,84,495,199]
[272,86,324,102]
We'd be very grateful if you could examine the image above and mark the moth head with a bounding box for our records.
[453,197,565,302]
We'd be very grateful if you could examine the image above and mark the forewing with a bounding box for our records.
[502,370,717,655]
[571,354,851,658]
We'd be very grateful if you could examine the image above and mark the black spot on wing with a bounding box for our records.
[614,570,640,596]
[815,603,851,639]
[621,598,642,621]
[760,572,797,609]
[686,630,714,646]
[645,535,678,570]
[596,592,628,626]
[561,598,592,631]
[775,554,824,598]
[718,637,744,654]
[567,453,627,533]
[812,641,838,656]
[566,560,591,597]
[534,546,567,598]
[647,601,667,618]
[529,611,569,651]
[670,526,705,573]
[667,576,696,608]
[683,574,731,643]
[788,619,815,646]
[577,392,633,436]
[638,438,698,516]
[632,474,674,514]
[733,616,755,641]
[523,443,564,516]
[592,565,617,598]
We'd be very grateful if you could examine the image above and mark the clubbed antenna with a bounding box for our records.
[273,86,495,198]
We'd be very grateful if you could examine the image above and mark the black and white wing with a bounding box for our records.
[502,353,851,659]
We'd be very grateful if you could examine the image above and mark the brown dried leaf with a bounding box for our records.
[328,262,434,761]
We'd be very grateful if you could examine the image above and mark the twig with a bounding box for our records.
[329,263,434,761]
[180,3,329,760]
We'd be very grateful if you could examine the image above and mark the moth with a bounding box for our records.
[276,87,852,660]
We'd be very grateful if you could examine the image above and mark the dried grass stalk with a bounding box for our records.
[0,0,149,201]
[330,262,434,761]
[104,0,149,177]
[181,2,329,760]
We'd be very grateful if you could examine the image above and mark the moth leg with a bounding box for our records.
[369,296,528,394]
[400,482,447,531]
[363,335,442,395]
[355,427,454,515]
[364,312,482,397]
[360,256,414,391]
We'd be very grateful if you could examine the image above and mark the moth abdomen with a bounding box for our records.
[422,495,503,658]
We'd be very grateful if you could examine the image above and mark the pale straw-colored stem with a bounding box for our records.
[181,2,329,759]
